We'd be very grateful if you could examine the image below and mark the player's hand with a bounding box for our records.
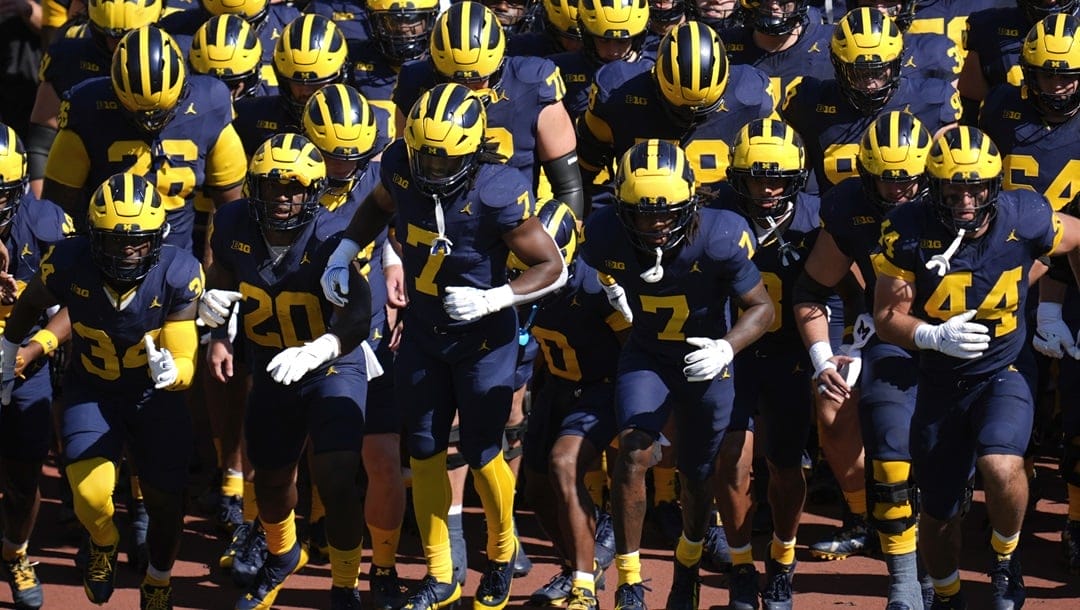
[144,335,178,390]
[384,263,408,308]
[809,341,854,401]
[913,310,990,359]
[682,337,733,382]
[322,239,362,306]
[207,339,234,384]
[266,334,340,386]
[443,285,514,321]
[197,289,243,328]
[601,281,633,324]
[0,337,17,405]
[1033,302,1080,359]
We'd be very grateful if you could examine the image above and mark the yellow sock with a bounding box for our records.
[843,488,867,517]
[585,468,606,509]
[310,485,326,524]
[730,542,753,566]
[411,452,453,583]
[242,480,258,522]
[66,458,120,547]
[368,524,401,568]
[328,543,362,588]
[872,460,917,555]
[221,470,244,498]
[770,535,796,566]
[471,452,516,563]
[130,476,143,502]
[652,466,677,505]
[261,511,297,556]
[991,529,1019,561]
[1069,485,1080,522]
[675,534,703,567]
[932,570,961,597]
[615,551,642,586]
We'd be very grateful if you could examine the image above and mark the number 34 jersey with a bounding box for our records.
[40,239,204,393]
[873,190,1061,376]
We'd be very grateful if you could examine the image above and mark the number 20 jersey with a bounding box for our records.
[873,190,1061,376]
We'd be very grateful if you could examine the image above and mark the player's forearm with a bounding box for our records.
[344,193,392,249]
[725,300,773,354]
[160,318,198,390]
[329,269,373,354]
[873,305,923,351]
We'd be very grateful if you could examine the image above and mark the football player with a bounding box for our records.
[0,124,71,610]
[2,172,203,608]
[506,0,584,57]
[43,25,246,254]
[480,0,541,35]
[795,111,934,608]
[579,139,774,610]
[690,0,743,30]
[852,0,962,87]
[872,126,1080,609]
[320,82,568,610]
[188,14,266,100]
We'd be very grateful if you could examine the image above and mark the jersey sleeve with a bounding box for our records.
[390,61,427,119]
[167,252,206,314]
[779,77,819,140]
[207,201,245,274]
[514,57,565,105]
[205,123,247,189]
[39,239,78,302]
[732,65,777,119]
[479,165,534,234]
[1015,191,1063,257]
[872,210,918,282]
[30,199,70,244]
[706,211,762,297]
[43,122,90,189]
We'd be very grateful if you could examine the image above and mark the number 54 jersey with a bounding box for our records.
[872,190,1062,376]
[39,239,204,394]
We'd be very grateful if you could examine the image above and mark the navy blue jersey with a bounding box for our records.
[717,17,834,109]
[306,0,372,43]
[908,0,1005,48]
[874,190,1062,375]
[347,40,401,133]
[581,61,775,186]
[39,36,110,98]
[209,199,367,372]
[549,52,658,121]
[41,240,203,393]
[713,189,823,349]
[530,260,629,384]
[507,31,562,57]
[904,32,963,83]
[50,75,245,251]
[979,84,1080,211]
[819,177,888,306]
[235,93,393,158]
[965,7,1026,91]
[381,140,533,330]
[580,205,761,360]
[4,195,69,285]
[393,56,564,192]
[781,75,960,193]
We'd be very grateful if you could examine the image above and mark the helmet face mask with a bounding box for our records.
[727,118,807,221]
[247,134,327,233]
[367,0,440,64]
[741,0,808,36]
[1020,13,1080,119]
[88,173,167,284]
[926,126,1003,235]
[831,8,904,115]
[649,0,688,27]
[480,0,538,35]
[615,139,699,254]
[579,0,650,65]
[404,83,486,199]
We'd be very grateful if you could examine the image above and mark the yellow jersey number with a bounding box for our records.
[639,294,689,341]
[106,139,198,212]
[531,327,583,381]
[923,266,1023,337]
[1003,155,1080,211]
[823,142,861,186]
[240,283,327,349]
[75,323,158,381]
[404,224,447,297]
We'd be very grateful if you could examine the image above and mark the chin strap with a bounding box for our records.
[763,214,800,268]
[640,246,665,283]
[926,228,966,277]
[431,194,454,256]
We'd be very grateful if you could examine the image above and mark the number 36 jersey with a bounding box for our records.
[873,190,1062,376]
[39,239,204,393]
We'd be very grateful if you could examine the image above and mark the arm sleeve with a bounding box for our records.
[159,318,198,390]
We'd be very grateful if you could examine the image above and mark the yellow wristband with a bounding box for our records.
[29,329,59,356]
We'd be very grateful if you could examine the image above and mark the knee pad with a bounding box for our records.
[503,421,527,461]
[867,460,916,535]
[1062,439,1080,487]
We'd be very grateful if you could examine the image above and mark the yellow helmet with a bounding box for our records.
[926,126,1003,233]
[740,0,809,36]
[507,199,579,274]
[830,7,904,115]
[578,0,650,64]
[247,133,327,231]
[542,0,583,41]
[1020,13,1080,117]
[727,118,807,220]
[87,172,166,282]
[189,15,262,99]
[430,2,507,86]
[201,0,269,27]
[403,82,487,198]
[857,110,932,210]
[303,84,380,185]
[366,0,441,64]
[273,14,350,119]
[654,21,728,127]
[0,123,28,229]
[111,26,187,133]
[615,139,698,253]
[88,0,163,39]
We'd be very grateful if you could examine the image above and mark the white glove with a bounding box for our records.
[144,335,178,390]
[321,239,362,307]
[443,285,514,321]
[913,310,990,359]
[0,338,18,406]
[682,337,734,382]
[266,334,341,385]
[1033,302,1080,359]
[602,281,633,324]
[197,289,243,328]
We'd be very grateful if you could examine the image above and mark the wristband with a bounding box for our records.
[29,329,59,356]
